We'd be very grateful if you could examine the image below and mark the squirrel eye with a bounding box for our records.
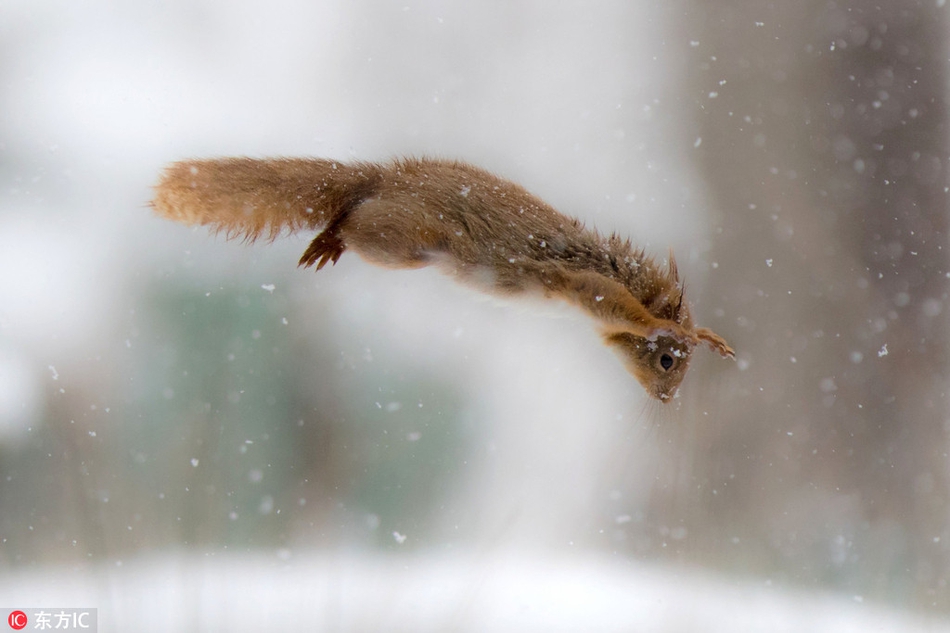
[659,353,674,371]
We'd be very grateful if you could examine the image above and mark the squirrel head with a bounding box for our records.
[603,332,692,402]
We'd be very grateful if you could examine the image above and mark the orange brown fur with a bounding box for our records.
[152,156,733,401]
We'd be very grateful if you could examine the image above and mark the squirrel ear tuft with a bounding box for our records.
[667,248,680,284]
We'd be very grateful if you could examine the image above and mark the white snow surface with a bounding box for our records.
[2,550,949,632]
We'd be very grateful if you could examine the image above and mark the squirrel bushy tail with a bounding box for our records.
[152,158,382,244]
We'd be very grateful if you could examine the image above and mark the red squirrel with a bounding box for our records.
[152,157,733,401]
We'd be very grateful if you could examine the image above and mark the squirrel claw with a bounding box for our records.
[299,230,346,270]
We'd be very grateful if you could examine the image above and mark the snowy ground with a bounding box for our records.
[3,550,950,632]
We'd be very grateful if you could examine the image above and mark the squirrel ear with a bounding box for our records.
[694,327,736,359]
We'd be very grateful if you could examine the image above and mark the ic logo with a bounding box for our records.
[7,611,27,630]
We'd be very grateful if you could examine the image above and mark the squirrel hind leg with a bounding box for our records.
[299,229,347,270]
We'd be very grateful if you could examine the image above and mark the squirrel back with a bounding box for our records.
[153,156,733,400]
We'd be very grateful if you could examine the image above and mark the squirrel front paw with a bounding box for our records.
[647,321,699,347]
[647,322,734,359]
[694,327,735,359]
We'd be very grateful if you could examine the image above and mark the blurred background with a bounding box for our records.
[1,0,949,630]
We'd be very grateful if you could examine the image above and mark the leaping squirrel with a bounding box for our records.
[152,157,733,401]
